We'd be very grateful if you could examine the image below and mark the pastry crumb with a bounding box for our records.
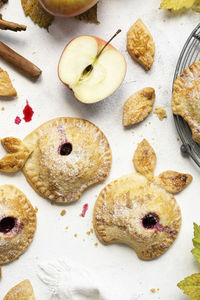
[150,288,156,293]
[35,206,38,213]
[0,266,2,279]
[157,288,160,291]
[154,107,167,121]
[74,233,78,238]
[60,209,66,216]
[94,242,98,247]
[86,228,93,235]
[1,106,5,111]
[65,226,69,230]
[176,137,180,141]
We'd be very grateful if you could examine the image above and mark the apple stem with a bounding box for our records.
[96,29,122,59]
[80,29,122,80]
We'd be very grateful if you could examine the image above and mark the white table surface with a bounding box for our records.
[0,0,200,299]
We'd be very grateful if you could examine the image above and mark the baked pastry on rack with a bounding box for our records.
[3,279,35,300]
[0,117,112,204]
[127,19,155,71]
[93,139,192,260]
[172,62,200,144]
[0,185,36,264]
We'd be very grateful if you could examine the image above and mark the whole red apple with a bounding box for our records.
[39,0,99,17]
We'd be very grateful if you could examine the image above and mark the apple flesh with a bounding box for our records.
[39,0,99,17]
[58,36,127,104]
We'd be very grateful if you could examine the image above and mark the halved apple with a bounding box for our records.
[58,35,127,104]
[39,0,99,17]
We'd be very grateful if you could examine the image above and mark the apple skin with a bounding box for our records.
[39,0,99,17]
[58,35,127,104]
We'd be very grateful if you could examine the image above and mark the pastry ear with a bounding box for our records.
[154,171,192,194]
[133,139,156,179]
[0,137,32,173]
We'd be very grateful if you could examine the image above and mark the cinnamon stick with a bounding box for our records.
[0,42,41,80]
[0,15,27,32]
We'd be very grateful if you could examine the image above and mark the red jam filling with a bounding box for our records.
[142,212,175,236]
[59,143,72,156]
[0,217,16,233]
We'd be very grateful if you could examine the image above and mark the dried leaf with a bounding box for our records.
[193,0,200,11]
[192,223,200,264]
[21,0,54,30]
[76,4,99,24]
[160,0,196,10]
[178,273,200,299]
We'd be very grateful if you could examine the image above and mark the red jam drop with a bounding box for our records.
[15,116,21,125]
[23,100,34,122]
[81,204,88,217]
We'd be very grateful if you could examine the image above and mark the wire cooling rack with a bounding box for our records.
[173,23,200,167]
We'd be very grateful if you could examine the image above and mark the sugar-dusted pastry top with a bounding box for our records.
[0,185,36,264]
[22,117,112,203]
[127,19,155,71]
[93,139,192,260]
[3,279,35,300]
[93,172,181,260]
[0,67,17,97]
[172,62,200,144]
[123,87,155,126]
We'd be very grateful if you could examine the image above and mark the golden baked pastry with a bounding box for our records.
[0,137,32,173]
[0,185,36,264]
[93,139,192,260]
[3,279,35,300]
[154,171,192,194]
[123,87,155,126]
[93,173,181,260]
[133,138,156,180]
[127,19,155,71]
[0,67,17,97]
[172,62,200,143]
[0,118,112,203]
